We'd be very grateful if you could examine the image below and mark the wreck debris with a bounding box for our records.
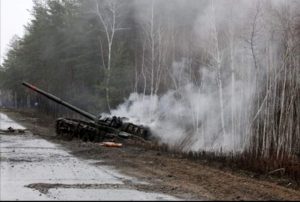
[7,126,15,133]
[99,142,123,148]
[22,82,152,142]
[0,127,27,134]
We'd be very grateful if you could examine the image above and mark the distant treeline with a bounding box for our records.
[0,0,208,113]
[0,0,139,113]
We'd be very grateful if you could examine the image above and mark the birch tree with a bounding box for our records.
[95,0,124,112]
[209,0,226,140]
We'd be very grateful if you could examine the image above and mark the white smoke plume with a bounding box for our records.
[110,0,297,154]
[111,59,254,153]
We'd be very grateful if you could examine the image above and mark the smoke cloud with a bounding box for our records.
[109,0,298,154]
[111,59,254,153]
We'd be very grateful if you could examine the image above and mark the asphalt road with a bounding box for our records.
[0,112,178,200]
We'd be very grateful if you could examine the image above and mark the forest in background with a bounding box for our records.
[0,0,299,181]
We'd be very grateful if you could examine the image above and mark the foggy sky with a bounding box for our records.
[0,0,33,65]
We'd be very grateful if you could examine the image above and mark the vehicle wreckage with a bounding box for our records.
[22,82,151,142]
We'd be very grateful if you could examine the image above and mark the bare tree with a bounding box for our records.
[210,0,226,139]
[95,0,125,112]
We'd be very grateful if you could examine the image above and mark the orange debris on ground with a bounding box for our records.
[99,142,123,148]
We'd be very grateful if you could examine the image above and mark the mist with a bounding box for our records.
[111,60,254,153]
[110,0,300,154]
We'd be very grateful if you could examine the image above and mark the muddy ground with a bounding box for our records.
[1,108,300,200]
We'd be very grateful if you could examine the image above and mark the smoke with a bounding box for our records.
[111,58,254,153]
[110,0,297,154]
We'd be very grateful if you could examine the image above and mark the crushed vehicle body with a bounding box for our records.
[22,82,151,142]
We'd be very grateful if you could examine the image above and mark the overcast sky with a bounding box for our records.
[1,0,34,64]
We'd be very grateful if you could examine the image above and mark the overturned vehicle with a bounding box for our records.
[22,82,151,142]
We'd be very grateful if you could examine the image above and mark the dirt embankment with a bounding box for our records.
[2,108,300,200]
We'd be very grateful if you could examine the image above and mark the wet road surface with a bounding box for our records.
[0,113,178,200]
